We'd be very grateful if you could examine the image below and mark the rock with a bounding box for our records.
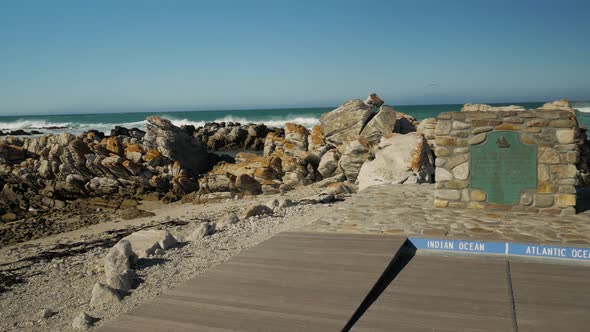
[90,283,121,308]
[307,125,324,155]
[360,105,396,142]
[278,198,297,210]
[106,269,136,291]
[143,116,210,176]
[189,222,215,241]
[417,118,437,146]
[363,93,384,108]
[357,132,435,191]
[86,177,120,196]
[154,248,165,256]
[119,207,156,220]
[338,138,373,182]
[1,212,17,222]
[104,240,138,277]
[40,308,56,319]
[243,204,273,219]
[284,123,309,151]
[318,150,340,178]
[121,229,178,258]
[216,212,240,229]
[0,143,26,163]
[394,112,419,134]
[235,174,262,195]
[72,312,96,330]
[538,99,575,112]
[461,103,525,112]
[320,99,374,145]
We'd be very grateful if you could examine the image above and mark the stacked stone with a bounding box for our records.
[434,109,580,215]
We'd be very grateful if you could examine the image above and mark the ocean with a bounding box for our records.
[1,101,590,135]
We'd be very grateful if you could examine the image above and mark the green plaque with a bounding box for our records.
[470,131,537,204]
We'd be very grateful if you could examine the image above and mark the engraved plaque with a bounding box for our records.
[470,131,537,204]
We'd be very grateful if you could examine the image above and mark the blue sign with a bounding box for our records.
[408,237,590,262]
[509,243,590,261]
[408,238,506,255]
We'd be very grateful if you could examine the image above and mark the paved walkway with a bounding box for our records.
[97,232,590,331]
[311,184,590,245]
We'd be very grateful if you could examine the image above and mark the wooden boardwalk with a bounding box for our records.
[98,232,590,331]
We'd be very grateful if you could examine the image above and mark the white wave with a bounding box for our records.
[576,107,590,113]
[167,115,320,129]
[0,114,321,136]
[0,119,72,131]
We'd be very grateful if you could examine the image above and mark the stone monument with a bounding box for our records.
[434,103,583,215]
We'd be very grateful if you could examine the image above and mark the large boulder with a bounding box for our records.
[121,229,178,258]
[143,116,210,175]
[338,138,374,182]
[357,132,435,191]
[320,99,374,145]
[360,105,397,142]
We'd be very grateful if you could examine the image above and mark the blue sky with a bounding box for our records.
[0,0,589,115]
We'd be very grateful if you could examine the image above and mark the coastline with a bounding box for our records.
[1,96,590,330]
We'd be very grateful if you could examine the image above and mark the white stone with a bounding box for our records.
[435,167,453,182]
[106,269,135,291]
[189,222,214,241]
[215,212,240,229]
[121,230,178,258]
[556,129,575,144]
[318,150,339,178]
[357,133,434,191]
[452,162,470,180]
[104,240,137,277]
[72,312,94,330]
[90,283,121,308]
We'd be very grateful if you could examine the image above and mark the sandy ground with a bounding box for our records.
[0,185,343,331]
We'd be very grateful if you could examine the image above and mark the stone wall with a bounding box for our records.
[434,109,580,215]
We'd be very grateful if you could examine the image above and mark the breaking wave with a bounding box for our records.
[573,101,590,113]
[0,114,321,135]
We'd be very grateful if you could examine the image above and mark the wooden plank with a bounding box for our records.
[97,232,406,331]
[352,255,514,331]
[510,261,590,332]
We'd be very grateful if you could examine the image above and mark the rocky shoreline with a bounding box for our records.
[1,95,589,330]
[0,94,435,239]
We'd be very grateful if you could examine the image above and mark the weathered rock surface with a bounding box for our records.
[193,121,283,151]
[189,222,215,241]
[363,93,384,108]
[121,230,178,258]
[0,117,227,218]
[143,116,210,176]
[72,312,96,330]
[243,204,273,219]
[538,99,575,112]
[461,103,525,112]
[357,133,435,191]
[360,105,397,142]
[320,99,374,145]
[89,283,121,308]
[338,138,374,182]
[216,212,240,229]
